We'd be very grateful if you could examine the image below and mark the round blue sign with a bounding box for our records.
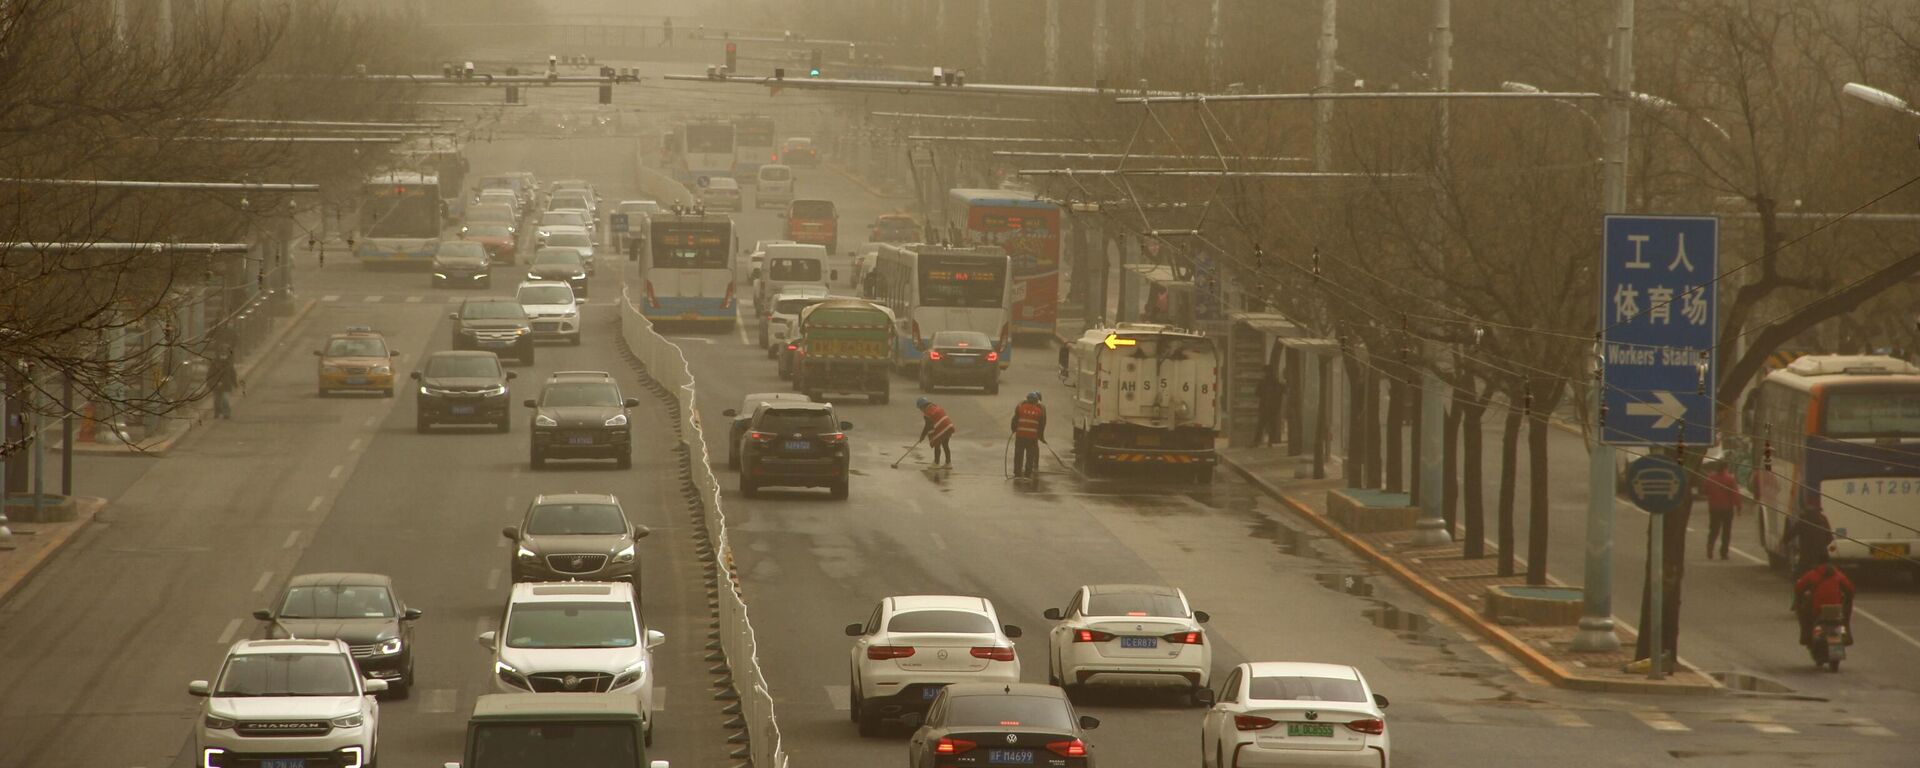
[696,176,711,188]
[1624,455,1689,515]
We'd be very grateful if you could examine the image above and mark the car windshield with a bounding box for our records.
[709,179,738,190]
[505,603,637,649]
[527,503,629,535]
[542,213,583,227]
[463,301,527,320]
[944,694,1072,729]
[278,584,396,619]
[788,138,812,148]
[542,382,621,407]
[548,233,592,249]
[324,338,386,357]
[775,297,826,315]
[426,355,501,378]
[470,205,514,221]
[1248,675,1367,703]
[534,250,584,267]
[215,653,359,697]
[888,609,993,633]
[438,242,487,259]
[552,196,591,210]
[760,167,791,181]
[1086,591,1187,618]
[472,723,639,768]
[756,408,834,433]
[791,200,834,218]
[768,257,821,282]
[931,331,992,349]
[465,225,513,238]
[518,285,575,305]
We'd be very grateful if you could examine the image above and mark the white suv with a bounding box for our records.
[479,582,666,745]
[517,281,583,345]
[844,594,1023,737]
[190,638,383,768]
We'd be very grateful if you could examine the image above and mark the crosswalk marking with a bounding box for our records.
[362,295,383,303]
[420,688,458,714]
[1844,717,1896,737]
[825,685,851,711]
[1543,710,1592,728]
[1631,710,1690,732]
[405,295,423,303]
[1740,713,1797,735]
[321,294,340,302]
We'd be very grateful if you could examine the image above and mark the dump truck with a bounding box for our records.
[793,298,895,404]
[1066,323,1221,482]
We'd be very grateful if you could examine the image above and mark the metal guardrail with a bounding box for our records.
[619,284,789,768]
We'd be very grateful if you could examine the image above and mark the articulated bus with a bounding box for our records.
[640,212,738,328]
[674,120,736,187]
[355,172,444,265]
[947,189,1061,341]
[869,243,1012,371]
[1742,354,1920,574]
[732,115,776,177]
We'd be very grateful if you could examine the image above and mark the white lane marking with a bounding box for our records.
[824,685,851,711]
[1848,718,1896,737]
[362,295,382,303]
[447,296,464,304]
[903,498,924,515]
[1632,710,1689,732]
[420,688,458,714]
[652,686,665,712]
[215,618,243,645]
[347,438,363,452]
[1747,719,1797,735]
[929,533,948,551]
[486,569,502,591]
[364,416,378,428]
[329,465,345,479]
[737,315,753,345]
[283,530,301,548]
[307,495,324,512]
[1543,710,1592,728]
[252,571,273,593]
[503,496,519,511]
[405,296,423,303]
[322,295,340,302]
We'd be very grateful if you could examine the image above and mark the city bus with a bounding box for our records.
[869,243,1012,372]
[947,189,1061,341]
[673,120,736,187]
[397,135,467,218]
[640,211,737,328]
[355,172,444,266]
[1741,354,1920,575]
[732,115,776,177]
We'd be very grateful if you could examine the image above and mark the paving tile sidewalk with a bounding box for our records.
[1222,445,1718,696]
[0,496,107,604]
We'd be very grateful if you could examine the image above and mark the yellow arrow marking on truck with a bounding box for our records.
[1103,333,1136,350]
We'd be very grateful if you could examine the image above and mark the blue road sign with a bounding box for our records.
[696,175,711,189]
[610,213,629,234]
[1624,455,1689,515]
[1601,215,1719,447]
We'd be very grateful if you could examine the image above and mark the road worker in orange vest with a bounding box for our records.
[1011,392,1047,479]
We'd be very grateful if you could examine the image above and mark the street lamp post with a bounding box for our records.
[1843,82,1920,118]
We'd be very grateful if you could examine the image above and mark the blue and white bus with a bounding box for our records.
[869,243,1012,372]
[355,172,443,266]
[732,115,776,177]
[641,212,737,328]
[674,120,736,187]
[1743,354,1920,574]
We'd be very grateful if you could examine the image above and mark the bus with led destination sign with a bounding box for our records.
[948,189,1061,340]
[869,243,1012,371]
[642,213,737,327]
[356,172,444,266]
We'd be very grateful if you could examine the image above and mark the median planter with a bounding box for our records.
[4,493,76,523]
[1325,489,1418,533]
[1483,585,1584,627]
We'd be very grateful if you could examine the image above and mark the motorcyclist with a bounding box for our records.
[1793,556,1855,647]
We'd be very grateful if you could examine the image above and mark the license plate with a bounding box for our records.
[1871,543,1910,559]
[1121,636,1159,649]
[987,749,1034,765]
[345,377,368,385]
[784,441,811,451]
[568,435,594,445]
[480,340,509,347]
[952,356,978,365]
[920,686,943,700]
[262,760,306,768]
[1287,723,1335,738]
[1136,434,1161,446]
[681,312,700,320]
[451,406,475,415]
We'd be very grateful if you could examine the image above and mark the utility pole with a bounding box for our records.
[977,0,992,75]
[1093,0,1110,79]
[1133,0,1148,76]
[1313,0,1339,172]
[933,0,948,65]
[1044,0,1062,85]
[1574,0,1634,654]
[1206,0,1226,88]
[1431,0,1453,157]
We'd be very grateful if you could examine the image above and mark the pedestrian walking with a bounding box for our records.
[661,17,673,46]
[209,351,239,420]
[1253,367,1283,447]
[1010,392,1047,479]
[1057,343,1071,383]
[916,397,954,467]
[1703,460,1741,559]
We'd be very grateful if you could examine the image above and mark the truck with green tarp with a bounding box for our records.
[792,298,895,403]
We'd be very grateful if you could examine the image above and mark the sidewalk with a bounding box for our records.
[1221,445,1718,696]
[0,496,106,605]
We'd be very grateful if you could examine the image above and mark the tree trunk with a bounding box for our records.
[1461,390,1488,558]
[1364,366,1383,489]
[1408,372,1422,506]
[1497,405,1522,576]
[1442,388,1462,537]
[1526,406,1551,586]
[1345,352,1365,488]
[1385,362,1404,494]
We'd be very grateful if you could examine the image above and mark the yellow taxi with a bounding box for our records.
[314,326,397,397]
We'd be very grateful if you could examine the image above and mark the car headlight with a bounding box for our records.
[612,659,647,689]
[480,384,508,396]
[331,713,364,728]
[375,638,403,656]
[534,414,557,427]
[511,327,529,336]
[203,713,236,730]
[433,272,448,278]
[516,545,538,562]
[604,413,628,427]
[496,660,530,690]
[561,310,578,318]
[612,543,635,564]
[419,386,434,396]
[372,365,391,375]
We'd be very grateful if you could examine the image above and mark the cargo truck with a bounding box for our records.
[1066,323,1220,482]
[793,299,895,404]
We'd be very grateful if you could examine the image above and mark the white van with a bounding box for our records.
[755,164,794,208]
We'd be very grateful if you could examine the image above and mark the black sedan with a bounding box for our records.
[919,330,1002,394]
[252,572,423,698]
[527,247,590,297]
[412,351,515,432]
[907,683,1098,768]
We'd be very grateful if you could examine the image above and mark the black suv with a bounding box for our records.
[737,401,852,499]
[449,297,535,365]
[525,371,640,469]
[411,351,515,432]
[503,493,650,584]
[252,573,423,698]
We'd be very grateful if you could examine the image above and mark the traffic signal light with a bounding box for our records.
[809,49,822,77]
[725,42,737,72]
[505,85,519,104]
[598,83,612,104]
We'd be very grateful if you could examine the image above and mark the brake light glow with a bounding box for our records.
[643,279,659,309]
[970,646,1015,661]
[1235,715,1277,731]
[747,430,776,444]
[825,432,847,444]
[986,351,999,362]
[1074,629,1115,643]
[866,645,915,660]
[927,350,942,361]
[1162,631,1204,645]
[1046,739,1087,758]
[935,737,976,755]
[786,343,798,351]
[1346,718,1385,735]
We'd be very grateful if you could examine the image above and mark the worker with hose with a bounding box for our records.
[1010,391,1047,479]
[916,397,955,468]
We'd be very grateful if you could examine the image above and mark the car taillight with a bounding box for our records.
[986,350,999,362]
[786,343,798,351]
[747,430,776,444]
[970,646,1015,661]
[927,350,942,361]
[1162,631,1204,645]
[643,279,659,309]
[911,319,923,347]
[1045,739,1087,758]
[935,737,976,755]
[1345,718,1385,735]
[866,645,915,660]
[722,280,736,309]
[825,432,846,444]
[1234,715,1277,731]
[1073,629,1115,643]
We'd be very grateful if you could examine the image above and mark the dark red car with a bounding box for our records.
[461,223,519,264]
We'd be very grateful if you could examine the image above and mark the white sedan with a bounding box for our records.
[1044,584,1211,700]
[1199,662,1391,768]
[845,595,1023,737]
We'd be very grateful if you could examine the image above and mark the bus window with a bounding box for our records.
[1823,389,1920,438]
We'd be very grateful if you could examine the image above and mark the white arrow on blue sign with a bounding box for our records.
[1601,215,1719,447]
